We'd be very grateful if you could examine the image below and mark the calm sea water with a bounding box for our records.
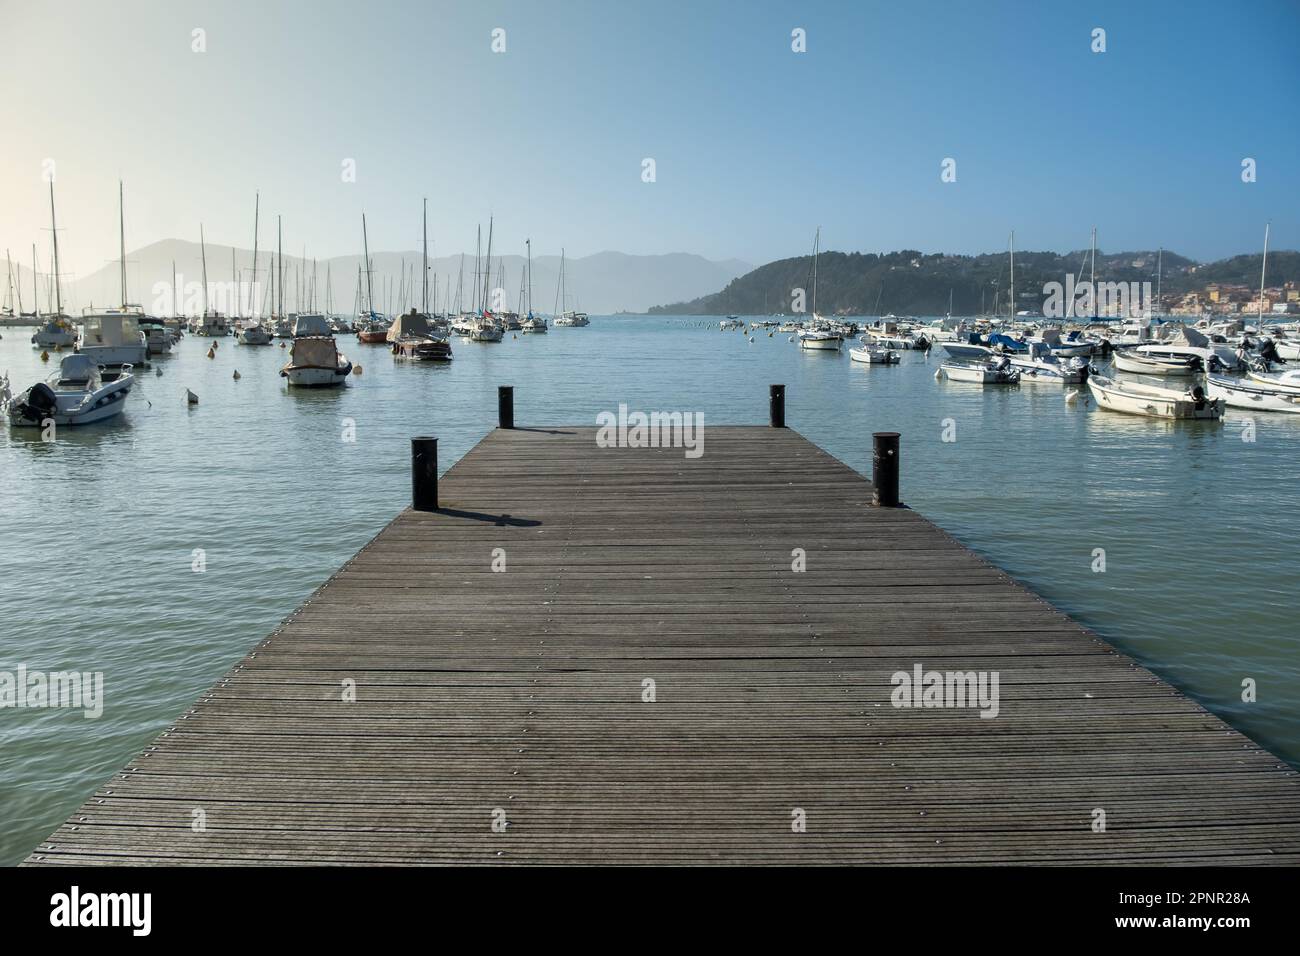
[2,316,1297,865]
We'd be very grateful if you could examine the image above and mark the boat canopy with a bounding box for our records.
[1167,326,1210,348]
[83,313,141,344]
[290,337,338,367]
[986,333,1026,352]
[57,354,100,383]
[388,310,431,341]
[293,314,332,337]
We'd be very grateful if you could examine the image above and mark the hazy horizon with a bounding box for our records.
[2,0,1296,283]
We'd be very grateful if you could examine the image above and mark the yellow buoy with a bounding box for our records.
[206,347,216,359]
[40,350,50,362]
[353,364,363,375]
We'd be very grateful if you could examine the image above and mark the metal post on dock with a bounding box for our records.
[770,384,785,428]
[411,436,439,511]
[498,385,514,429]
[872,432,900,507]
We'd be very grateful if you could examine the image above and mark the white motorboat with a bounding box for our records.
[937,357,1021,384]
[280,314,352,387]
[799,323,843,350]
[521,315,548,333]
[555,311,589,327]
[1009,343,1090,383]
[31,316,77,348]
[237,322,273,345]
[1206,375,1300,414]
[78,310,148,371]
[720,317,744,331]
[1112,350,1200,376]
[388,309,452,361]
[1087,374,1224,420]
[1137,325,1239,372]
[137,313,173,355]
[1246,367,1300,395]
[848,340,900,364]
[6,354,133,427]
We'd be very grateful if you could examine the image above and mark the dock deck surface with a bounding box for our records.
[27,425,1300,864]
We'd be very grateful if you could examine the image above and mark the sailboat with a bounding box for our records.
[552,249,589,326]
[470,218,504,341]
[520,238,547,333]
[389,199,452,361]
[238,194,272,344]
[29,200,77,348]
[354,215,390,343]
[798,228,842,350]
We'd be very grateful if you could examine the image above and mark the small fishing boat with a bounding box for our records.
[1009,343,1090,383]
[1206,375,1300,414]
[280,314,352,387]
[1113,350,1200,376]
[521,314,548,333]
[798,324,843,350]
[1087,374,1224,420]
[848,340,900,364]
[1245,367,1300,395]
[388,309,451,361]
[937,357,1021,384]
[6,354,133,427]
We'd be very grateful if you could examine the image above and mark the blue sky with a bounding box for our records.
[1,0,1296,278]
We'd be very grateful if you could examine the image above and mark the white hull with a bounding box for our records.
[1088,374,1223,420]
[7,361,134,427]
[32,328,78,348]
[849,346,899,364]
[939,362,1019,384]
[1246,369,1300,395]
[1113,351,1198,376]
[1009,358,1086,384]
[77,344,148,368]
[238,327,273,345]
[283,365,350,387]
[799,334,842,351]
[1207,376,1300,414]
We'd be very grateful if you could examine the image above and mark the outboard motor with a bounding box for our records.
[1190,384,1208,411]
[1258,337,1284,366]
[992,356,1011,371]
[12,382,58,426]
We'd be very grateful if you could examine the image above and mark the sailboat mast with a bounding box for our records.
[1009,230,1015,319]
[1259,222,1270,325]
[1089,226,1097,319]
[118,180,127,308]
[49,183,62,315]
[32,245,40,318]
[276,216,283,319]
[250,192,260,318]
[1155,247,1162,313]
[200,224,210,316]
[526,239,532,316]
[362,213,375,318]
[811,227,819,317]
[172,260,178,318]
[422,198,429,314]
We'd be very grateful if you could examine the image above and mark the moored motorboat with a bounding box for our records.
[1206,375,1300,414]
[1008,342,1090,383]
[6,354,133,427]
[388,309,452,361]
[280,314,352,387]
[1087,374,1223,420]
[937,356,1021,384]
[848,339,900,364]
[1113,350,1200,376]
[78,310,148,373]
[237,322,273,345]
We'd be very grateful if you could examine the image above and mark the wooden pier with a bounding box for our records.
[26,420,1300,865]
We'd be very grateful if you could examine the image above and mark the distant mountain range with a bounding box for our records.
[648,248,1300,316]
[3,242,751,316]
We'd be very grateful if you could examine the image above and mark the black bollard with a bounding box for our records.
[770,384,786,428]
[498,385,514,429]
[412,436,439,512]
[872,432,900,507]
